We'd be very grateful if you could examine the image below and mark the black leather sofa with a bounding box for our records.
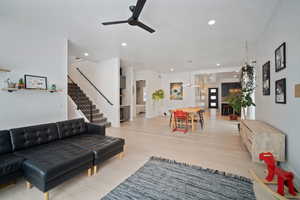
[0,118,125,200]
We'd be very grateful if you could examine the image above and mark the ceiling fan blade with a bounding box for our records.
[136,21,155,33]
[132,0,147,19]
[102,20,129,25]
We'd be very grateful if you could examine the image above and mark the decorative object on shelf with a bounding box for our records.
[5,78,16,88]
[152,89,164,101]
[50,84,57,91]
[25,74,47,90]
[262,61,271,95]
[17,78,25,89]
[275,42,286,72]
[275,78,286,104]
[170,82,183,100]
[295,84,300,98]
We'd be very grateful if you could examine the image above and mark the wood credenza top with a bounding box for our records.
[241,120,284,136]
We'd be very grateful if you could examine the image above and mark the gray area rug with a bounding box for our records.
[102,157,256,200]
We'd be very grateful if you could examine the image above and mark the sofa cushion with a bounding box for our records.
[15,141,93,183]
[0,130,12,155]
[0,154,24,176]
[10,123,59,151]
[64,134,125,161]
[56,118,87,139]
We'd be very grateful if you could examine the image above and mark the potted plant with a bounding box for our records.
[225,92,242,120]
[152,89,165,101]
[18,78,25,89]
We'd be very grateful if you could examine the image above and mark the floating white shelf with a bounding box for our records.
[2,88,62,93]
[0,68,11,72]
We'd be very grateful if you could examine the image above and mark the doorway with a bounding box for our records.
[136,80,146,118]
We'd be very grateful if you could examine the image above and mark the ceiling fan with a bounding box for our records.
[102,0,155,33]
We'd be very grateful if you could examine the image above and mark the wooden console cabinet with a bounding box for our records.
[240,120,285,163]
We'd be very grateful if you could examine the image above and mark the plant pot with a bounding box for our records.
[18,84,25,89]
[229,114,238,121]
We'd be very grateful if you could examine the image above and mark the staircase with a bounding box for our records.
[68,83,111,127]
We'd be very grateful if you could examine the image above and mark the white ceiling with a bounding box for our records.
[0,0,280,72]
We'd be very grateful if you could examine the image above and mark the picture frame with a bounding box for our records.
[170,82,183,100]
[262,61,271,95]
[24,75,48,90]
[275,78,286,104]
[275,42,286,72]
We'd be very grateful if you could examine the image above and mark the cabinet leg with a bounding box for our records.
[88,168,92,176]
[118,152,124,159]
[26,181,32,189]
[44,192,49,200]
[93,165,98,175]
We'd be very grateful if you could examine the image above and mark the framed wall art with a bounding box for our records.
[275,78,286,104]
[170,82,183,100]
[275,42,286,72]
[262,61,271,95]
[24,75,48,90]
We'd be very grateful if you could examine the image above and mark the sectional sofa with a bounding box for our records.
[0,118,125,200]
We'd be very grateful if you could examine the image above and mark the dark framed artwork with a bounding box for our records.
[24,75,48,90]
[275,42,286,72]
[275,78,286,104]
[262,61,271,95]
[170,82,183,100]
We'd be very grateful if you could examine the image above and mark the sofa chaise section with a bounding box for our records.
[0,130,24,185]
[57,119,125,174]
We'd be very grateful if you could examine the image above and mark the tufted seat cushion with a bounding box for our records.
[0,130,13,155]
[57,118,87,139]
[14,140,93,191]
[10,123,59,151]
[0,154,24,177]
[64,134,125,165]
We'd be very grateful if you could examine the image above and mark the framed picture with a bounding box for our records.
[275,78,286,104]
[25,75,48,90]
[262,61,271,95]
[275,42,286,72]
[170,82,183,100]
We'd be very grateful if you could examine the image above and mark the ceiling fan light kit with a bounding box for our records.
[102,0,155,33]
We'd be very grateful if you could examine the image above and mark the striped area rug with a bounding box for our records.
[102,157,256,200]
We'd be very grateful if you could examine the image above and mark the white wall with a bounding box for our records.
[254,0,300,183]
[161,72,196,114]
[135,70,162,118]
[69,58,120,127]
[67,96,88,121]
[0,19,68,129]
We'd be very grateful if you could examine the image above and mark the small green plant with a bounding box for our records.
[152,89,165,101]
[19,78,24,85]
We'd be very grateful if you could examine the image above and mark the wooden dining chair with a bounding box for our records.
[172,110,189,133]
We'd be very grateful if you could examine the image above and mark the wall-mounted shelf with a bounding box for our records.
[0,68,11,72]
[2,88,62,93]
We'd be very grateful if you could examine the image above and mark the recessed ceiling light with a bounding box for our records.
[208,20,216,26]
[84,52,89,57]
[170,68,174,72]
[121,42,127,47]
[216,63,221,67]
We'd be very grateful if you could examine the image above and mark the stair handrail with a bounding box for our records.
[75,68,114,106]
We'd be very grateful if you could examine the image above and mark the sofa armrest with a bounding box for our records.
[86,123,106,136]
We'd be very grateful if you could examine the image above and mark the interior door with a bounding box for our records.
[208,88,219,109]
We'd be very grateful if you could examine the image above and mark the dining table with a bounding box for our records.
[170,107,202,132]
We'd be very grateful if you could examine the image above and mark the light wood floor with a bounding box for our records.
[0,116,276,200]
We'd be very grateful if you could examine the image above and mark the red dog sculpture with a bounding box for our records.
[259,152,297,196]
